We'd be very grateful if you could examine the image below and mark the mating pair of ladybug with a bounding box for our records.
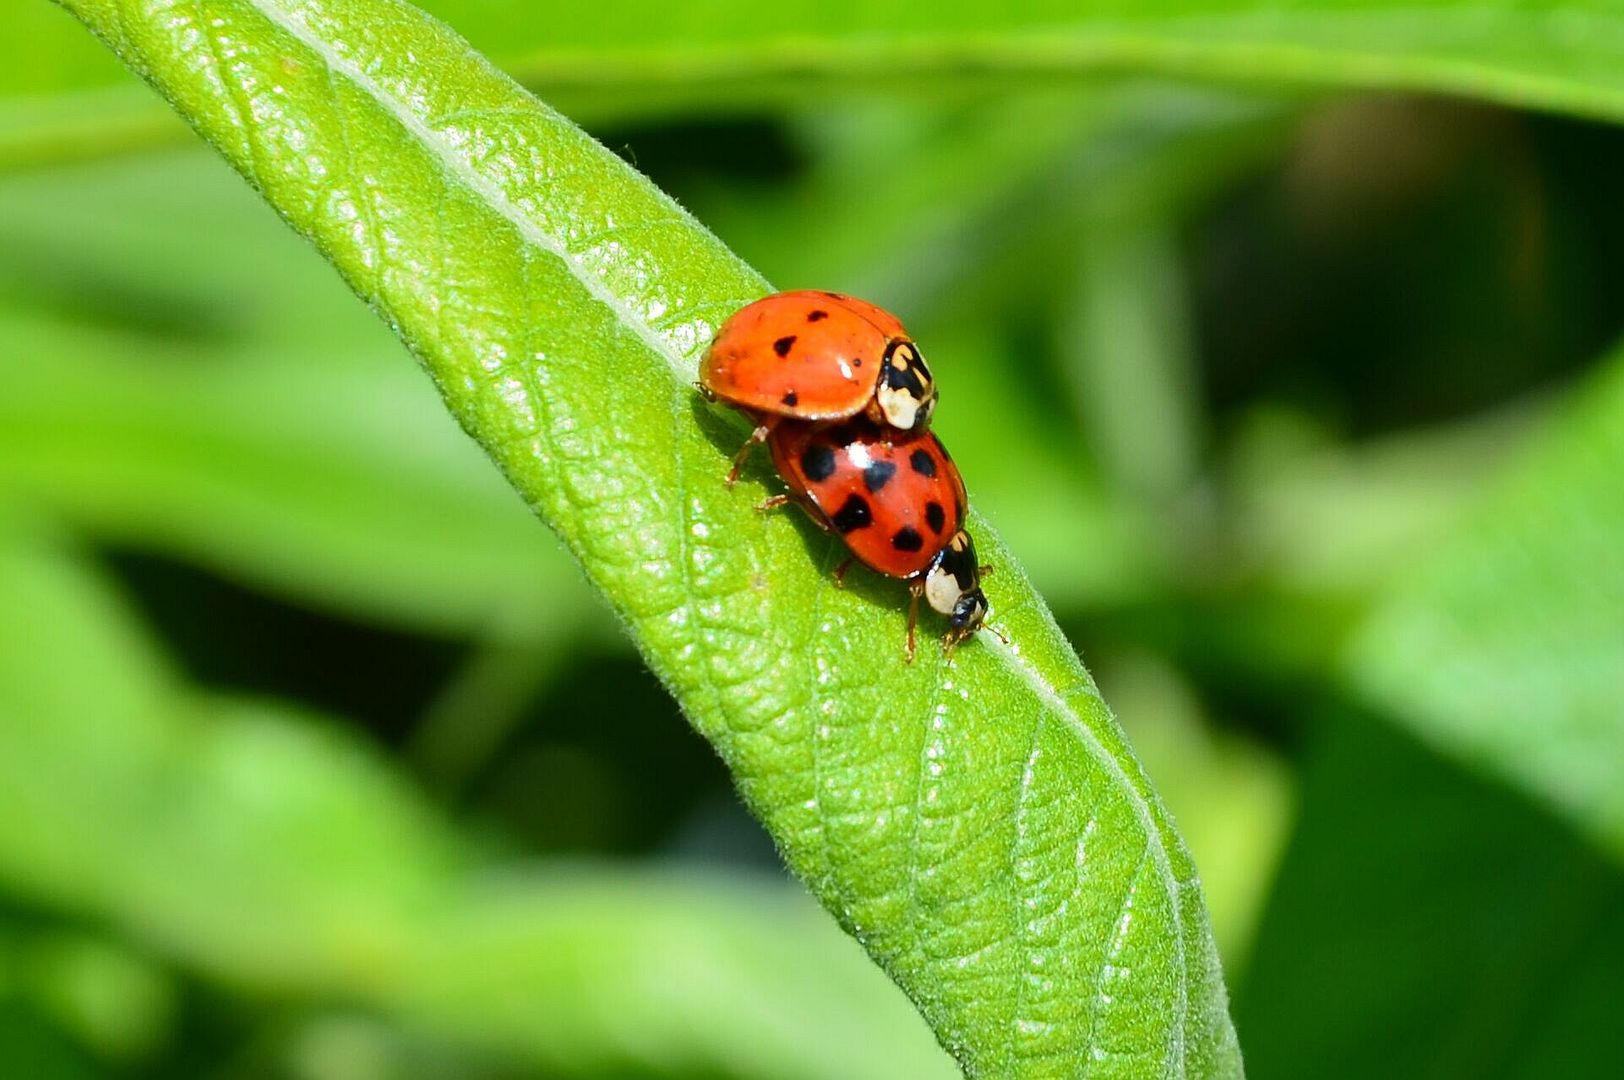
[699,290,992,659]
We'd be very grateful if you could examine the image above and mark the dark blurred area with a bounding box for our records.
[3,6,1623,1079]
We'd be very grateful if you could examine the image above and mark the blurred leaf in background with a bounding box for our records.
[3,0,1624,1075]
[1237,712,1624,1078]
[0,522,955,1079]
[1349,352,1624,860]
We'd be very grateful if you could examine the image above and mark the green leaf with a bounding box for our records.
[1229,404,1539,597]
[0,526,955,1079]
[1237,712,1624,1077]
[57,1,1238,1074]
[435,1,1624,126]
[704,86,1285,314]
[21,1,1624,169]
[0,153,604,640]
[0,148,376,351]
[1348,352,1624,861]
[16,931,174,1066]
[1057,224,1202,508]
[0,303,595,641]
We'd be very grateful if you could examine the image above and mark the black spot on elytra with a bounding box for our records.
[891,526,924,552]
[807,310,828,322]
[831,494,872,533]
[853,357,862,367]
[773,335,796,358]
[863,460,896,493]
[925,501,946,533]
[801,443,836,482]
[909,449,937,477]
[781,390,798,407]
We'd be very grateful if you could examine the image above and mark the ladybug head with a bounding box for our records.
[924,530,988,651]
[876,340,937,431]
[944,587,989,648]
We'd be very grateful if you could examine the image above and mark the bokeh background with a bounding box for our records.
[4,3,1624,1078]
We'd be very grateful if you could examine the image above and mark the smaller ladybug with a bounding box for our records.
[700,290,937,483]
[766,421,990,659]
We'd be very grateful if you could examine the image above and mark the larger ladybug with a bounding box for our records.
[766,421,989,658]
[700,291,937,483]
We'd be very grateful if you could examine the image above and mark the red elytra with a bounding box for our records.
[701,290,939,484]
[768,421,989,658]
[769,421,963,577]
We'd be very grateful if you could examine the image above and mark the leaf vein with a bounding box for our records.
[981,635,1190,1050]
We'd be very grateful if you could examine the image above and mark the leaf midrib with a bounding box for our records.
[250,0,1195,1055]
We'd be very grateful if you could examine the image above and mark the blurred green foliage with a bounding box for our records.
[4,0,1624,1076]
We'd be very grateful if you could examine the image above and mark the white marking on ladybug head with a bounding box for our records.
[876,341,936,430]
[925,561,962,616]
[878,385,921,429]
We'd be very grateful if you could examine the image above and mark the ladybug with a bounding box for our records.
[700,290,937,483]
[765,421,990,659]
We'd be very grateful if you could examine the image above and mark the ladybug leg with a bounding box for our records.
[979,564,995,577]
[725,418,777,487]
[695,381,718,403]
[760,490,833,533]
[905,580,923,663]
[831,556,854,588]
